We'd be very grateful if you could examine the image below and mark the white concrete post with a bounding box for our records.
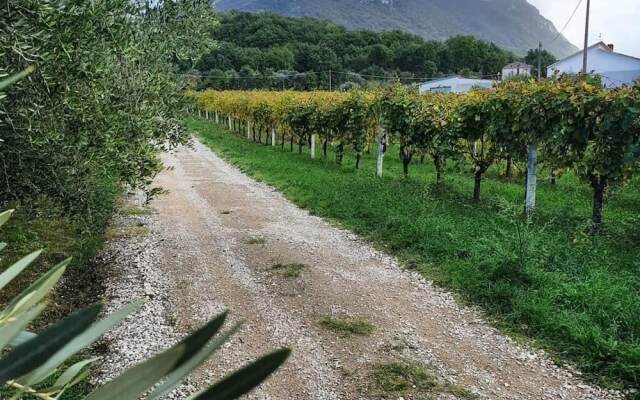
[198,109,202,118]
[246,121,251,139]
[270,127,276,146]
[376,126,386,177]
[215,113,219,124]
[228,116,232,130]
[525,143,537,216]
[310,134,317,158]
[205,111,209,120]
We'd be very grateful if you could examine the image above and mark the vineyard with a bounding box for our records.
[192,79,640,231]
[189,80,640,392]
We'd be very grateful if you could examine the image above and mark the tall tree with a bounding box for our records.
[524,48,557,78]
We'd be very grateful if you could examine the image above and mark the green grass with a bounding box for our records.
[319,316,376,337]
[271,262,306,278]
[189,118,640,393]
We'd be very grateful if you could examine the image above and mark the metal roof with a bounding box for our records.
[419,75,494,85]
[548,42,640,69]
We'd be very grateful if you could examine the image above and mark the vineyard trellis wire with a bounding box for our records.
[188,77,640,231]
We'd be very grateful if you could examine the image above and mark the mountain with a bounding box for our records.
[214,0,577,58]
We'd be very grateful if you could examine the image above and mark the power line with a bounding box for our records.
[181,71,322,79]
[331,71,499,81]
[549,0,584,45]
[182,70,501,82]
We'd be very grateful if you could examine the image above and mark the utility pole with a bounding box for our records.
[537,41,542,80]
[582,0,591,75]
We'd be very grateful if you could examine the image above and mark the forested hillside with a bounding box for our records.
[215,0,577,57]
[195,12,517,90]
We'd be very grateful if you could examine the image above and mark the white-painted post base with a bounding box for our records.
[215,113,219,124]
[205,111,209,120]
[246,121,251,139]
[525,143,537,216]
[310,134,316,158]
[270,127,276,146]
[228,116,232,130]
[376,127,386,177]
[198,109,202,118]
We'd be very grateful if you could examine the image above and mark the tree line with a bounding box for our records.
[192,11,522,91]
[192,79,640,232]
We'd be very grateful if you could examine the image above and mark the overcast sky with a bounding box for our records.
[527,0,640,57]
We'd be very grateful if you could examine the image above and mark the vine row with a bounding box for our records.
[190,78,640,230]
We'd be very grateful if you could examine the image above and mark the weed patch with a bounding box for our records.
[371,362,477,399]
[271,263,306,278]
[372,362,437,393]
[244,235,266,245]
[319,316,375,337]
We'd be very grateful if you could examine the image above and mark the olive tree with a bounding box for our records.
[0,0,216,213]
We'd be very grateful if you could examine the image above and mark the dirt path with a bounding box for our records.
[98,139,621,400]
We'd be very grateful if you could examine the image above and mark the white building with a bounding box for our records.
[502,62,532,79]
[547,42,640,87]
[418,76,494,94]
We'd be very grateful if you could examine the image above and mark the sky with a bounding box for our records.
[527,0,640,58]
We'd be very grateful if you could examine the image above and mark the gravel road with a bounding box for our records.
[95,139,622,400]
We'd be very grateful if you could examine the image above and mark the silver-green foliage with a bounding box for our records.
[0,0,216,213]
[0,207,290,400]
